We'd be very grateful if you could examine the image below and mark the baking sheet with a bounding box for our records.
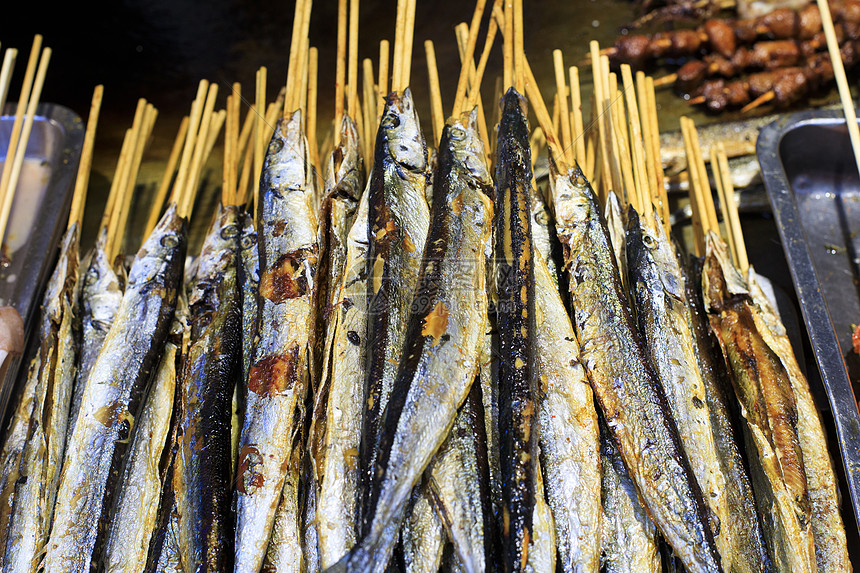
[758,111,860,542]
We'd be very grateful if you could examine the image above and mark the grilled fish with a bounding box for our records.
[494,89,539,573]
[426,380,497,573]
[67,229,123,448]
[550,165,722,573]
[702,233,815,573]
[176,203,242,572]
[358,88,430,529]
[604,191,627,294]
[316,189,371,567]
[103,307,183,573]
[599,417,661,573]
[685,258,772,573]
[625,208,731,570]
[236,212,258,478]
[43,204,186,573]
[401,485,447,573]
[527,466,556,573]
[4,225,79,573]
[235,109,318,573]
[748,267,850,571]
[331,110,492,572]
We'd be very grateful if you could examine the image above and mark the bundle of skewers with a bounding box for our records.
[0,0,854,571]
[605,0,860,112]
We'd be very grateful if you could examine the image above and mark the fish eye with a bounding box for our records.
[161,234,179,248]
[241,235,255,249]
[221,224,239,240]
[268,139,284,153]
[449,126,466,141]
[381,114,400,129]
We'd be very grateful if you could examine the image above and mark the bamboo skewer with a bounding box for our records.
[391,0,406,93]
[503,0,513,89]
[308,48,320,172]
[102,130,134,235]
[553,50,573,165]
[378,39,390,122]
[452,0,488,117]
[401,0,417,89]
[552,94,560,145]
[715,143,749,271]
[424,40,445,145]
[588,42,611,203]
[818,0,860,178]
[236,133,257,208]
[145,116,189,238]
[522,58,567,174]
[0,46,50,248]
[105,100,147,258]
[681,116,711,255]
[454,23,492,159]
[68,85,104,233]
[645,76,668,225]
[334,0,348,144]
[568,66,585,167]
[171,80,208,208]
[513,0,524,93]
[0,49,17,116]
[362,58,376,163]
[469,0,502,111]
[348,0,360,120]
[710,146,738,265]
[621,65,650,225]
[182,84,220,218]
[285,0,307,116]
[254,69,267,211]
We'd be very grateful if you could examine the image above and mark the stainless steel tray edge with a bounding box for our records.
[757,110,860,528]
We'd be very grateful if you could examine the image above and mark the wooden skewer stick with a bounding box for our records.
[687,95,706,106]
[817,0,860,178]
[105,99,147,258]
[145,116,189,238]
[254,68,267,210]
[362,58,376,164]
[605,70,624,200]
[391,0,406,93]
[102,129,134,235]
[645,75,669,226]
[334,0,347,144]
[569,66,585,167]
[553,50,573,165]
[513,0,524,93]
[0,36,41,214]
[285,0,306,116]
[652,73,677,88]
[522,57,567,173]
[224,93,235,207]
[588,42,611,203]
[425,40,445,146]
[236,131,257,208]
[454,23,492,159]
[308,47,320,173]
[636,72,657,202]
[452,0,488,118]
[621,65,650,225]
[503,0,513,89]
[681,117,706,255]
[347,0,360,119]
[716,142,749,272]
[741,90,774,113]
[688,117,718,233]
[0,46,50,249]
[710,145,739,266]
[299,37,310,126]
[378,39,390,123]
[68,85,104,233]
[469,0,502,111]
[401,0,418,89]
[182,84,220,218]
[236,105,256,165]
[171,80,208,207]
[552,94,560,146]
[0,49,18,116]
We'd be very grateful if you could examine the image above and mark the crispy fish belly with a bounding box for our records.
[103,311,182,573]
[747,270,850,571]
[494,89,540,573]
[702,234,815,573]
[685,259,772,573]
[235,110,318,573]
[551,166,722,573]
[0,355,39,568]
[68,230,123,448]
[427,380,497,573]
[401,485,447,573]
[332,112,492,572]
[531,248,601,573]
[176,204,242,573]
[625,209,731,569]
[316,189,371,568]
[4,226,79,573]
[358,88,430,529]
[43,205,186,573]
[599,417,661,573]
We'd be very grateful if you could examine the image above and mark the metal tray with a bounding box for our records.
[0,103,84,425]
[758,110,860,538]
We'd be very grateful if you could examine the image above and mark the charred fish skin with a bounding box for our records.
[4,226,79,573]
[550,166,722,573]
[43,205,187,573]
[685,258,773,573]
[331,111,492,573]
[747,272,851,572]
[176,204,242,573]
[358,88,430,529]
[702,235,815,573]
[235,110,318,573]
[625,207,732,571]
[494,88,539,573]
[427,379,497,573]
[103,308,183,573]
[316,189,372,568]
[68,230,123,448]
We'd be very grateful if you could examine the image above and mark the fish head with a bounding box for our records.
[325,115,362,192]
[127,202,187,289]
[497,88,530,157]
[263,110,314,195]
[551,165,598,235]
[379,88,426,172]
[702,231,749,311]
[442,108,491,187]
